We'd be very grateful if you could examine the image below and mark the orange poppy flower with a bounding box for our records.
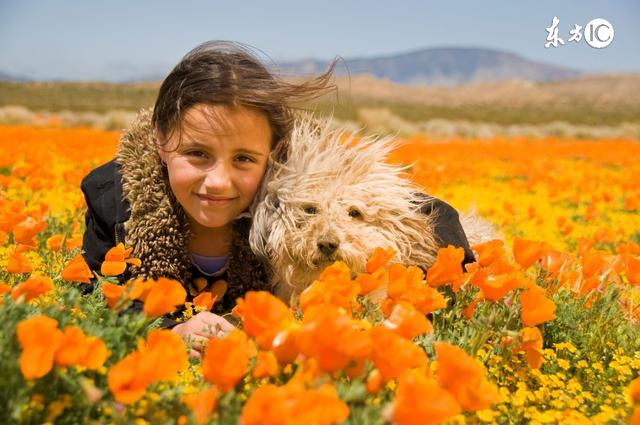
[235,291,293,350]
[366,246,396,273]
[271,326,301,364]
[240,384,288,425]
[100,243,142,276]
[12,216,48,247]
[54,326,110,370]
[202,329,254,392]
[182,386,219,425]
[297,304,371,373]
[471,239,505,268]
[101,282,126,309]
[108,329,187,404]
[366,369,383,394]
[383,301,433,339]
[11,275,54,302]
[516,326,543,369]
[356,267,388,296]
[581,249,609,279]
[210,279,227,301]
[513,237,551,269]
[193,292,215,311]
[143,277,187,318]
[241,382,349,425]
[630,376,640,404]
[7,248,33,274]
[387,264,447,315]
[60,253,93,283]
[0,282,11,296]
[16,315,63,379]
[393,369,461,425]
[46,234,64,252]
[369,326,428,381]
[622,254,640,285]
[426,245,465,287]
[434,342,499,411]
[471,270,522,302]
[252,350,280,379]
[539,249,571,277]
[520,284,557,326]
[299,262,361,314]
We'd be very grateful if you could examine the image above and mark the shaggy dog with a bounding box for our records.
[249,116,465,302]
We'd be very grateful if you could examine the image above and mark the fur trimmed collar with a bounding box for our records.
[115,109,272,308]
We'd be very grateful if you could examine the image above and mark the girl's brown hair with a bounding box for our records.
[152,40,337,161]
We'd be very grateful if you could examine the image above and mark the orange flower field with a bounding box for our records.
[0,124,639,424]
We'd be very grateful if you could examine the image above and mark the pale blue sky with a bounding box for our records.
[1,0,638,80]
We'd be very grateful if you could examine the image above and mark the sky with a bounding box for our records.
[1,0,638,81]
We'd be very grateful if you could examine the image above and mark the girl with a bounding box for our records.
[81,41,335,357]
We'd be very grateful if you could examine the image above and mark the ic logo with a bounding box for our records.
[584,18,614,49]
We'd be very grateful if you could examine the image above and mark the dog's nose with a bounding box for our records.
[317,240,339,256]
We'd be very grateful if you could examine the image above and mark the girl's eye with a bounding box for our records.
[235,155,255,163]
[348,208,362,219]
[303,206,317,215]
[185,150,206,158]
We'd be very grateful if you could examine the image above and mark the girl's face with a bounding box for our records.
[158,104,272,234]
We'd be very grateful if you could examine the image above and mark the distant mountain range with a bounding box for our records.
[1,46,582,85]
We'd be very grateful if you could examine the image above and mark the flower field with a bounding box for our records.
[1,124,639,424]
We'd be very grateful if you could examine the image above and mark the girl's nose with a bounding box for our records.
[203,163,232,191]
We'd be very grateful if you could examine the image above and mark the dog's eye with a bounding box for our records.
[303,206,318,215]
[348,208,362,219]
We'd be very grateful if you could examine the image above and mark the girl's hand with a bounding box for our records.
[171,311,236,359]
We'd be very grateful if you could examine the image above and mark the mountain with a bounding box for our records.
[278,47,581,86]
[0,70,29,82]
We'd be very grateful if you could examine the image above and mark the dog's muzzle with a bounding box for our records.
[317,238,339,257]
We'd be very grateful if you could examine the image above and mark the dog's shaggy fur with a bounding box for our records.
[250,117,443,301]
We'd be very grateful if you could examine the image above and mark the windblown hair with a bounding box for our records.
[152,40,337,162]
[250,116,439,300]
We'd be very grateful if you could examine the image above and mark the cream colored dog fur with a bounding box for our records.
[250,117,455,302]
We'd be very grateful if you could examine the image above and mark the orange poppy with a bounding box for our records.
[7,248,33,274]
[471,239,505,268]
[366,368,383,394]
[202,329,254,392]
[287,383,350,425]
[366,246,396,273]
[383,301,433,339]
[581,249,609,278]
[16,315,63,379]
[12,216,48,247]
[11,275,54,302]
[622,254,640,285]
[240,384,289,425]
[101,282,126,309]
[210,279,227,301]
[193,292,215,311]
[630,377,640,404]
[513,237,551,269]
[271,326,302,365]
[387,264,447,315]
[393,369,461,425]
[516,326,543,369]
[143,277,187,318]
[252,350,280,379]
[60,253,93,283]
[182,386,219,425]
[100,243,142,276]
[46,234,64,252]
[434,342,499,411]
[0,282,11,296]
[235,291,293,350]
[520,284,557,326]
[297,304,371,373]
[426,245,465,287]
[299,262,361,314]
[54,326,110,370]
[108,329,187,404]
[369,326,428,381]
[356,267,388,296]
[470,270,522,302]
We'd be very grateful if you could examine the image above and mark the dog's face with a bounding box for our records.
[249,117,436,299]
